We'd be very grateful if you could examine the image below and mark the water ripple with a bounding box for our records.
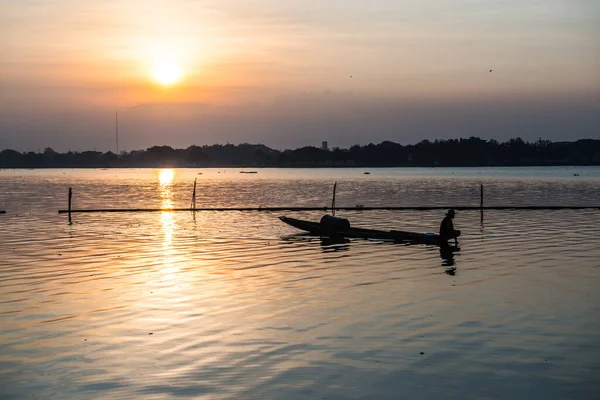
[0,168,599,399]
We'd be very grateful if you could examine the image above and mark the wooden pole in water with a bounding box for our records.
[332,181,337,216]
[68,187,72,223]
[480,184,484,210]
[480,184,484,223]
[190,178,197,210]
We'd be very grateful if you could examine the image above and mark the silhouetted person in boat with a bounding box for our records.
[440,209,460,245]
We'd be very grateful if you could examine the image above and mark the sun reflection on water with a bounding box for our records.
[159,168,174,186]
[161,210,178,281]
[158,169,178,280]
[159,169,175,210]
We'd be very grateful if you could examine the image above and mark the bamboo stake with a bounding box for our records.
[332,181,337,216]
[480,184,484,211]
[190,178,197,210]
[480,184,484,224]
[68,187,72,224]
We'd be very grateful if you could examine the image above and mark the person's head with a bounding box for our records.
[446,209,456,218]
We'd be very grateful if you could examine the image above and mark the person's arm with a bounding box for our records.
[448,219,457,236]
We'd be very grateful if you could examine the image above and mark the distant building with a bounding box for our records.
[321,141,328,151]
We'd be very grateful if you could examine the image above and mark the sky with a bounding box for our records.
[0,0,598,152]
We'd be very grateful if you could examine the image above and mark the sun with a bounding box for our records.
[151,61,183,85]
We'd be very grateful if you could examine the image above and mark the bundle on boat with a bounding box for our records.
[319,215,351,231]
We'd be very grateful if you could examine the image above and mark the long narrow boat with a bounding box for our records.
[279,215,445,246]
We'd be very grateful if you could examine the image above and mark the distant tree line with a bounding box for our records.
[1,137,599,168]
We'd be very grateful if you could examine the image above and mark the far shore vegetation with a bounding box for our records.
[1,137,599,168]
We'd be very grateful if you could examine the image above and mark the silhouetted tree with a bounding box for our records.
[1,138,599,168]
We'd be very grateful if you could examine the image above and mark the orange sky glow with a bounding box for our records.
[0,0,598,150]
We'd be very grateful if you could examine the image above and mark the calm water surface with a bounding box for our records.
[0,167,599,399]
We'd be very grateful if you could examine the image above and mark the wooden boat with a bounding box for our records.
[279,215,448,246]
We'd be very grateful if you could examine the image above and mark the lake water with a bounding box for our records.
[1,167,599,399]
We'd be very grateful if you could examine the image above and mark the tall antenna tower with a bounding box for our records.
[115,111,119,155]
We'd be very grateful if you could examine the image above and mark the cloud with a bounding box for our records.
[1,1,598,151]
